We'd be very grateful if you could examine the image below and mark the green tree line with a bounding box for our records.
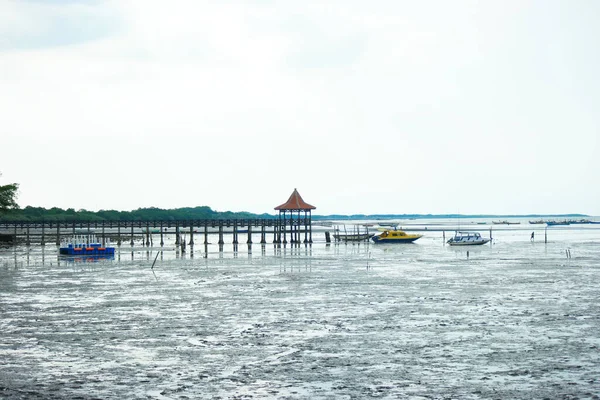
[0,205,275,222]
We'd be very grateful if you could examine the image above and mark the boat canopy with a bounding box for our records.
[454,231,481,238]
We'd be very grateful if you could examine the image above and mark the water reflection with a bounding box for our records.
[58,254,115,264]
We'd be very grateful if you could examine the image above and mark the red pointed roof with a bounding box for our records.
[275,189,316,211]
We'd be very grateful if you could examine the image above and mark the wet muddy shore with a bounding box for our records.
[1,231,599,399]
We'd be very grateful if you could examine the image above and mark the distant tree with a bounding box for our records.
[0,173,19,212]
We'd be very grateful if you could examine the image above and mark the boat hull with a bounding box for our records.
[59,247,115,256]
[371,230,422,244]
[372,236,421,243]
[447,239,490,246]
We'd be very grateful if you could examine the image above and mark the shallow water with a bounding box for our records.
[1,227,600,399]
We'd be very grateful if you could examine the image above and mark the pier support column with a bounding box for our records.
[304,214,308,243]
[130,225,134,246]
[204,224,208,245]
[175,224,180,246]
[41,224,45,246]
[247,225,252,244]
[117,225,121,246]
[160,222,164,247]
[232,222,238,245]
[189,225,194,249]
[56,224,60,246]
[218,223,224,245]
[260,223,266,244]
[26,226,30,246]
[308,213,313,243]
[282,212,287,244]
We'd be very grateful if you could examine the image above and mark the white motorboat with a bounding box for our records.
[447,231,490,246]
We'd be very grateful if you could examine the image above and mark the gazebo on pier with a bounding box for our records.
[274,189,316,244]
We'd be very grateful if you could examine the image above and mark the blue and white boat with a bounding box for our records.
[447,231,490,246]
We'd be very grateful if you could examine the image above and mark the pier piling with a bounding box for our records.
[160,222,164,246]
[260,223,266,244]
[218,224,224,245]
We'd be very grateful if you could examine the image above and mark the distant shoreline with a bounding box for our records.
[311,213,590,220]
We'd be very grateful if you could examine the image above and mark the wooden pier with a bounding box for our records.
[0,218,314,247]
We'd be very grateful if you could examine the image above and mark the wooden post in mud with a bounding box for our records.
[260,223,266,244]
[308,213,313,243]
[130,225,134,246]
[443,231,445,242]
[282,212,288,244]
[175,224,180,246]
[56,224,60,245]
[292,212,298,243]
[117,224,121,246]
[303,214,307,243]
[145,223,150,246]
[218,223,224,245]
[545,226,548,244]
[40,224,45,246]
[204,224,209,245]
[232,221,238,245]
[160,222,164,246]
[325,231,331,243]
[102,225,105,247]
[25,226,30,246]
[189,225,194,249]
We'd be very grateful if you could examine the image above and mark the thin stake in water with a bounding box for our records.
[151,251,160,269]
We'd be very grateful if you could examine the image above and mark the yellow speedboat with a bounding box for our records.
[371,230,422,243]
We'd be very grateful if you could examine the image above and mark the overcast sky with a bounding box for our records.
[1,0,599,216]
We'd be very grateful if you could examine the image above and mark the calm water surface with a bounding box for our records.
[1,225,600,399]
